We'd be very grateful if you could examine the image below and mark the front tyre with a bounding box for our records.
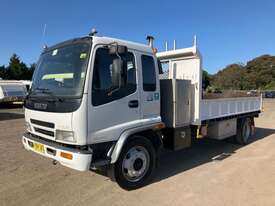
[114,136,156,190]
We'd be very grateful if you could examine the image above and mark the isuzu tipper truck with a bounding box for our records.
[22,30,262,190]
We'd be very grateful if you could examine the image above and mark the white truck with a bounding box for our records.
[0,80,28,103]
[22,31,262,190]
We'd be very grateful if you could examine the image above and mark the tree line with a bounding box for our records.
[204,54,275,91]
[0,54,35,80]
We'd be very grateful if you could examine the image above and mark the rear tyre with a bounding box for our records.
[235,118,253,145]
[114,136,156,190]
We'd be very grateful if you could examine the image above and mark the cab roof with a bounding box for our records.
[92,36,153,53]
[44,36,153,54]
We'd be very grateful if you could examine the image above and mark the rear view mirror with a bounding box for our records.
[111,58,127,88]
[111,59,122,88]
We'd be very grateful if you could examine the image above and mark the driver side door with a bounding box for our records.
[87,46,141,144]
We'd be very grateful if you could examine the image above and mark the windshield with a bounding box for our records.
[31,40,91,98]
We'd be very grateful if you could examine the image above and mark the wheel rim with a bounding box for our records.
[122,145,150,182]
[243,121,251,142]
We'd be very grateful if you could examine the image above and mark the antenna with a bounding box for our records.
[173,40,176,50]
[42,24,47,49]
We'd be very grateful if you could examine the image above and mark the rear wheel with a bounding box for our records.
[114,136,156,190]
[236,118,253,145]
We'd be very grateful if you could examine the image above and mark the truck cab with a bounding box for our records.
[23,35,163,189]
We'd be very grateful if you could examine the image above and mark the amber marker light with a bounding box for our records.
[153,123,165,130]
[60,152,73,160]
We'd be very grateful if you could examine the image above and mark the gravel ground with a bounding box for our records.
[0,100,275,206]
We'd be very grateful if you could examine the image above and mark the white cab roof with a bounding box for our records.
[92,36,153,54]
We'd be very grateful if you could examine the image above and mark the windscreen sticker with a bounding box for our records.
[42,73,74,80]
[80,53,87,59]
[52,49,58,56]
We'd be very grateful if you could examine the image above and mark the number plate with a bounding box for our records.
[33,142,45,154]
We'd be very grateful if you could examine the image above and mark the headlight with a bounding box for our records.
[25,122,32,132]
[56,130,75,143]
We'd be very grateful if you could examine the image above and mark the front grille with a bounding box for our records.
[31,119,55,128]
[34,127,54,137]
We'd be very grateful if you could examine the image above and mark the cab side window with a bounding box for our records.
[141,55,156,91]
[92,48,136,106]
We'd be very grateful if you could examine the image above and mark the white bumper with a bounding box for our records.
[22,133,92,171]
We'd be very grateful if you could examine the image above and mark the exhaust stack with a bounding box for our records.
[146,35,155,48]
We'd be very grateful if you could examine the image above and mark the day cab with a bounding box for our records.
[23,34,163,189]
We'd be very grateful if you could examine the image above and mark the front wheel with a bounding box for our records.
[113,136,156,190]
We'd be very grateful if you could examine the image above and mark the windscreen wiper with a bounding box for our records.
[35,87,50,92]
[31,87,64,102]
[41,90,64,103]
[28,87,49,96]
[27,87,48,98]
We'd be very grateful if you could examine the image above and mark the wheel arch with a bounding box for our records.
[110,124,163,164]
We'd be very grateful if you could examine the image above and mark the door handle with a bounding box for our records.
[128,100,139,108]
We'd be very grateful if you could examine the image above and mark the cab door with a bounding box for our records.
[87,46,141,144]
[139,53,160,120]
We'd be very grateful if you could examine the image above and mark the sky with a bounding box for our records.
[0,0,275,74]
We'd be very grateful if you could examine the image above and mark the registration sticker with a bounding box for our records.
[80,53,87,59]
[52,49,58,56]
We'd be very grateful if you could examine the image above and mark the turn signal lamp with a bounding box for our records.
[60,152,73,160]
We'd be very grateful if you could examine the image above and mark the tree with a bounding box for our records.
[211,64,245,90]
[26,63,36,80]
[0,65,8,79]
[244,55,275,89]
[1,54,35,80]
[210,54,275,90]
[202,70,211,90]
[7,54,24,80]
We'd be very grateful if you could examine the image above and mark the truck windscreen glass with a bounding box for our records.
[31,42,91,98]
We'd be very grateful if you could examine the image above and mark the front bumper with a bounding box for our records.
[22,133,92,171]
